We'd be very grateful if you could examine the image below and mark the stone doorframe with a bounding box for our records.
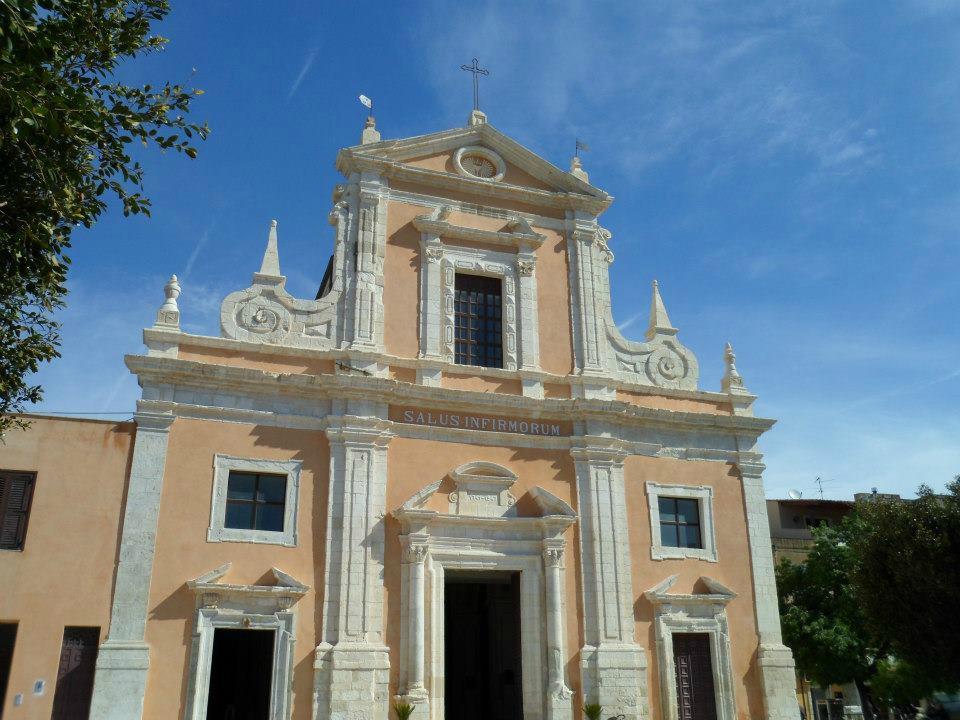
[393,463,577,720]
[644,575,739,720]
[183,563,309,720]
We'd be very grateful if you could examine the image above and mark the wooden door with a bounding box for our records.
[51,627,99,720]
[673,633,717,720]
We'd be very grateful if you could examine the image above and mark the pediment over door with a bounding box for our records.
[393,461,576,540]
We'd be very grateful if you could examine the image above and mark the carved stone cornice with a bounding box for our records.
[336,121,612,215]
[125,354,776,437]
[413,210,545,250]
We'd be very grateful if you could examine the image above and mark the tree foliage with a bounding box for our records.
[776,519,878,688]
[851,479,960,692]
[777,482,960,713]
[0,0,207,432]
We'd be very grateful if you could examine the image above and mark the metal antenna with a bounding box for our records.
[814,476,826,499]
[460,58,489,111]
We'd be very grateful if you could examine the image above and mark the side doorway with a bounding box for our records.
[51,626,100,720]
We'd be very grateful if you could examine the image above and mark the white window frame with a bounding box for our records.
[646,482,717,562]
[208,454,301,547]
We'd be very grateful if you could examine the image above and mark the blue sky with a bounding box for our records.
[30,1,960,500]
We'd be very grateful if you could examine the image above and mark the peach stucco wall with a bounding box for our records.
[142,418,329,720]
[623,456,764,720]
[0,416,134,719]
[382,199,575,377]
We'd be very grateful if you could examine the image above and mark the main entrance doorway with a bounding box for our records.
[672,633,717,720]
[206,628,274,720]
[444,572,523,720]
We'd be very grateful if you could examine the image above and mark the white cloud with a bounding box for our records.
[413,2,880,182]
[287,46,319,101]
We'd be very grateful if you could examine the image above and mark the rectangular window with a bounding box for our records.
[0,471,36,551]
[225,472,287,532]
[658,497,703,549]
[454,274,503,369]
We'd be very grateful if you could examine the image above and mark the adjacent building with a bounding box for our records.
[1,111,800,720]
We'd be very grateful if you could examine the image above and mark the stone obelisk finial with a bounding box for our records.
[645,280,678,341]
[253,220,285,286]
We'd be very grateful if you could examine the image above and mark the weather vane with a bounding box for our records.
[460,58,489,111]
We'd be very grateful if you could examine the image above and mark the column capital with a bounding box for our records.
[570,437,630,464]
[543,545,565,568]
[400,534,430,564]
[325,416,393,446]
[735,454,766,478]
[133,410,174,432]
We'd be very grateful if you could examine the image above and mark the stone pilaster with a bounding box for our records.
[314,416,393,720]
[89,411,174,720]
[517,248,540,372]
[566,213,609,378]
[417,230,444,387]
[346,177,387,353]
[572,441,649,720]
[543,541,574,720]
[737,455,800,720]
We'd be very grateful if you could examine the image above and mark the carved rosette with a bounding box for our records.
[238,296,291,341]
[645,345,687,386]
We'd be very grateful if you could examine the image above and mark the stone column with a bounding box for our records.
[738,456,801,720]
[400,536,430,708]
[543,542,574,720]
[572,441,649,720]
[89,411,174,720]
[314,416,393,720]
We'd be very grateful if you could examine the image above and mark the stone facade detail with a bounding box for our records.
[566,214,699,391]
[314,416,393,720]
[414,206,542,375]
[183,564,308,720]
[88,411,174,720]
[645,576,739,720]
[393,477,577,720]
[572,441,649,720]
[221,220,342,349]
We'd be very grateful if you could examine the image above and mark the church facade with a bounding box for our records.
[0,111,797,720]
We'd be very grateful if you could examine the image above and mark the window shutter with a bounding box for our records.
[0,472,35,550]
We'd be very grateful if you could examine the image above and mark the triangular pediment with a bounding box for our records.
[338,122,610,207]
